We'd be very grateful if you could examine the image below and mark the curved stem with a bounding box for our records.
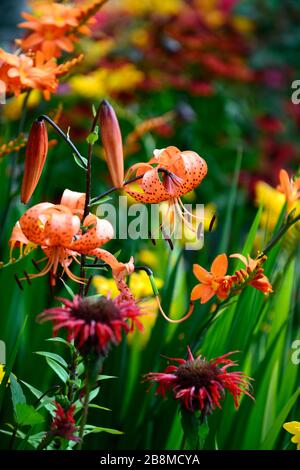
[38,114,87,170]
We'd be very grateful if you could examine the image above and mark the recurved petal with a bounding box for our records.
[19,202,54,244]
[9,221,30,247]
[211,253,228,278]
[60,189,85,213]
[43,212,80,246]
[72,214,114,252]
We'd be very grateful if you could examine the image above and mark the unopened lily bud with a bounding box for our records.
[100,100,124,188]
[21,119,48,204]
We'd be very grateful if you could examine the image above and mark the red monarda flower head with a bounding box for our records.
[50,402,79,442]
[100,100,124,188]
[38,294,143,356]
[21,118,48,204]
[145,347,253,418]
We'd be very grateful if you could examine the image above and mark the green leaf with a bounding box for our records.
[73,153,87,170]
[46,337,71,348]
[10,375,26,412]
[15,403,44,427]
[60,278,75,298]
[45,357,69,383]
[92,104,97,118]
[86,126,99,145]
[35,351,68,368]
[260,387,300,450]
[89,196,112,207]
[97,375,117,381]
[89,404,111,412]
[83,424,123,436]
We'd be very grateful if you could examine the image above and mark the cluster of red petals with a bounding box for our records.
[38,294,143,355]
[145,348,253,415]
[50,402,79,442]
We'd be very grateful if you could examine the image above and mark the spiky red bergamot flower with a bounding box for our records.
[145,347,253,417]
[50,402,79,442]
[38,294,143,355]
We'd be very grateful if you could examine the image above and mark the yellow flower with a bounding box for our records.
[255,180,286,232]
[122,0,182,16]
[80,38,115,65]
[283,421,300,450]
[93,276,120,298]
[0,364,5,384]
[4,90,41,121]
[130,28,149,48]
[69,64,144,100]
[232,16,255,34]
[93,270,163,300]
[138,249,159,270]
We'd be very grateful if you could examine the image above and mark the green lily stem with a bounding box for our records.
[79,103,102,295]
[38,114,87,170]
[77,375,91,450]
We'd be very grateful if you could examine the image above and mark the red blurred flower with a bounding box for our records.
[50,402,79,442]
[145,347,253,417]
[38,294,143,355]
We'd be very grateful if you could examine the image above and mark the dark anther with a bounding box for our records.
[14,274,23,291]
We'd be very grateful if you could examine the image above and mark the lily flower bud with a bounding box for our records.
[100,100,124,188]
[21,118,48,204]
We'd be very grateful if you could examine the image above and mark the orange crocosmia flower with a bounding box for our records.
[0,49,82,99]
[276,169,300,208]
[230,254,273,295]
[17,0,103,59]
[191,254,232,304]
[9,189,134,299]
[125,146,207,233]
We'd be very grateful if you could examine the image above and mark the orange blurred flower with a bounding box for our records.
[9,189,134,299]
[17,0,106,59]
[191,254,232,303]
[0,49,82,99]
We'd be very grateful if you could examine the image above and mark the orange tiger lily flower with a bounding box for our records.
[191,254,232,304]
[230,254,273,295]
[125,146,207,233]
[9,189,134,299]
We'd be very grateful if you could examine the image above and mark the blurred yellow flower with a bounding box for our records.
[93,270,163,299]
[69,64,144,99]
[4,90,41,121]
[80,38,115,65]
[232,16,255,33]
[255,180,285,232]
[0,364,5,384]
[130,28,149,48]
[122,0,182,16]
[138,249,159,270]
[283,421,300,450]
[93,271,163,346]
